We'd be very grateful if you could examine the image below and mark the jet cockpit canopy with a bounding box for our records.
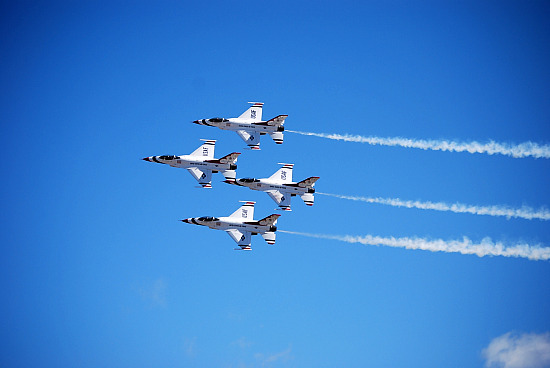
[239,178,260,183]
[158,155,178,160]
[197,216,219,222]
[209,117,229,123]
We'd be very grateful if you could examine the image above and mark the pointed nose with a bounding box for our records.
[181,218,190,223]
[142,157,151,162]
[192,120,200,125]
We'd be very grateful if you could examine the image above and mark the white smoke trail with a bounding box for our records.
[286,130,550,159]
[317,192,550,221]
[278,230,550,261]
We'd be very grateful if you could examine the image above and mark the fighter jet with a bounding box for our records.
[142,139,240,188]
[192,102,287,150]
[181,201,280,250]
[226,163,319,211]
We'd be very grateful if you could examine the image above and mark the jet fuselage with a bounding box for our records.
[191,103,286,149]
[144,154,237,172]
[193,117,284,134]
[234,178,315,196]
[182,216,277,235]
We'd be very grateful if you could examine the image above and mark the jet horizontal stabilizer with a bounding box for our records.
[252,115,288,126]
[284,176,320,188]
[261,231,276,245]
[204,152,240,164]
[257,213,281,226]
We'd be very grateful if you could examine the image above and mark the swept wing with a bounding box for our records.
[186,167,213,188]
[225,229,252,250]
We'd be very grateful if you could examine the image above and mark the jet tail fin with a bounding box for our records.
[228,201,255,220]
[190,139,216,158]
[238,102,263,121]
[268,163,294,183]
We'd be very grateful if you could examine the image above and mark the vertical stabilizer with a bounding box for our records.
[268,163,294,183]
[228,201,256,220]
[190,139,216,158]
[238,102,263,121]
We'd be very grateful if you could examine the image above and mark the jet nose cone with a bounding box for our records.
[192,120,200,125]
[181,218,190,223]
[142,157,151,162]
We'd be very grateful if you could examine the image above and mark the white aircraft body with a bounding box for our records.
[181,201,280,250]
[192,102,287,150]
[227,163,319,211]
[143,139,240,188]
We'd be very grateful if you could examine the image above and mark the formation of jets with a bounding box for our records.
[144,102,319,250]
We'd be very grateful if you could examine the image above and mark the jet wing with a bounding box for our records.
[236,130,261,150]
[266,190,292,211]
[186,167,213,188]
[225,229,252,250]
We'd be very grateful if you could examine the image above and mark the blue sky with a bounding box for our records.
[2,1,550,367]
